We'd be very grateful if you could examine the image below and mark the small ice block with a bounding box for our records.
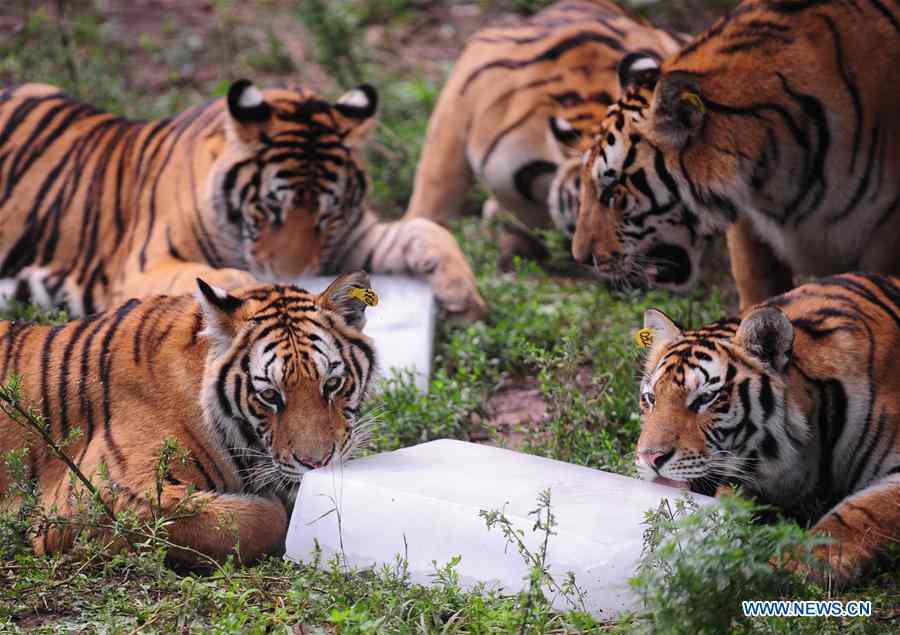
[291,275,436,392]
[284,439,715,619]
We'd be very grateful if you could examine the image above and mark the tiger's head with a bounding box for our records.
[635,305,805,500]
[571,53,716,291]
[546,115,593,239]
[196,271,377,500]
[208,80,378,280]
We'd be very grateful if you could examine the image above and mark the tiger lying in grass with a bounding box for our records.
[0,272,376,564]
[636,272,900,583]
[0,81,485,320]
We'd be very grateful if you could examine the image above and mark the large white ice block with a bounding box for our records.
[291,275,435,391]
[285,439,714,619]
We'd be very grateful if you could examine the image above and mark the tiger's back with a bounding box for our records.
[0,83,154,313]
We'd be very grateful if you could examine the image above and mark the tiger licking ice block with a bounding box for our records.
[0,272,378,564]
[292,275,435,391]
[284,439,714,619]
[636,272,900,584]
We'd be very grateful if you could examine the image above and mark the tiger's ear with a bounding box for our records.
[227,79,272,142]
[643,308,683,349]
[617,52,661,92]
[317,271,375,331]
[548,116,582,157]
[653,71,705,147]
[735,306,794,372]
[196,278,246,352]
[334,84,378,146]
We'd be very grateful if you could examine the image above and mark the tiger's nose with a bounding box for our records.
[638,448,675,471]
[574,245,594,265]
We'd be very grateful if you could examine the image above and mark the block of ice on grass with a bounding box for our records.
[291,275,435,391]
[284,439,715,619]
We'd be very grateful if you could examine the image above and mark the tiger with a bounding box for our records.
[636,271,900,584]
[0,81,486,320]
[572,0,900,310]
[402,0,685,264]
[0,271,376,564]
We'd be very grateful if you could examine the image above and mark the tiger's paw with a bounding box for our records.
[770,543,863,589]
[433,265,488,322]
[405,219,487,322]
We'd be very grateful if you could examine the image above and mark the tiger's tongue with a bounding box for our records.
[653,477,690,490]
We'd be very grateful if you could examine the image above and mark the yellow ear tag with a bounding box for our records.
[348,286,379,307]
[680,91,705,115]
[635,328,654,348]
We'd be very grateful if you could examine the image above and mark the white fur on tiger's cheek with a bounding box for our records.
[338,89,369,109]
[239,85,264,108]
[599,139,627,186]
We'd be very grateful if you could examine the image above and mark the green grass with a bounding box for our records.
[2,1,899,633]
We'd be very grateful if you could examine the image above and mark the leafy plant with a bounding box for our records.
[629,493,829,634]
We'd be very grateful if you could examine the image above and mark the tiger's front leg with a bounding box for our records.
[156,486,288,565]
[335,215,487,321]
[779,475,900,586]
[113,261,258,304]
[36,484,288,566]
[384,218,487,321]
[726,217,794,312]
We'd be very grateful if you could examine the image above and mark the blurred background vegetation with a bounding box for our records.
[0,0,737,215]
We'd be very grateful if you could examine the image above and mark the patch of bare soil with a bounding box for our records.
[474,364,600,450]
[5,1,733,104]
[476,377,548,449]
[362,2,527,81]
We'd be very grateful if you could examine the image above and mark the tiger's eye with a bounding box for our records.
[324,377,342,392]
[259,388,279,403]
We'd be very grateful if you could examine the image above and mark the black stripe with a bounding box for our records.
[75,313,113,464]
[39,325,66,436]
[820,15,863,171]
[758,374,774,421]
[461,31,625,95]
[57,316,98,440]
[99,299,141,469]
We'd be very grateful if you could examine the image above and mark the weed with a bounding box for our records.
[481,488,589,632]
[629,493,829,634]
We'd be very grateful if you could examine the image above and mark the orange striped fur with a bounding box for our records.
[403,0,684,263]
[0,82,485,320]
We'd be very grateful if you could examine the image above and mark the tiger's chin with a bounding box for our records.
[651,476,720,497]
[652,476,690,490]
[588,244,700,294]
